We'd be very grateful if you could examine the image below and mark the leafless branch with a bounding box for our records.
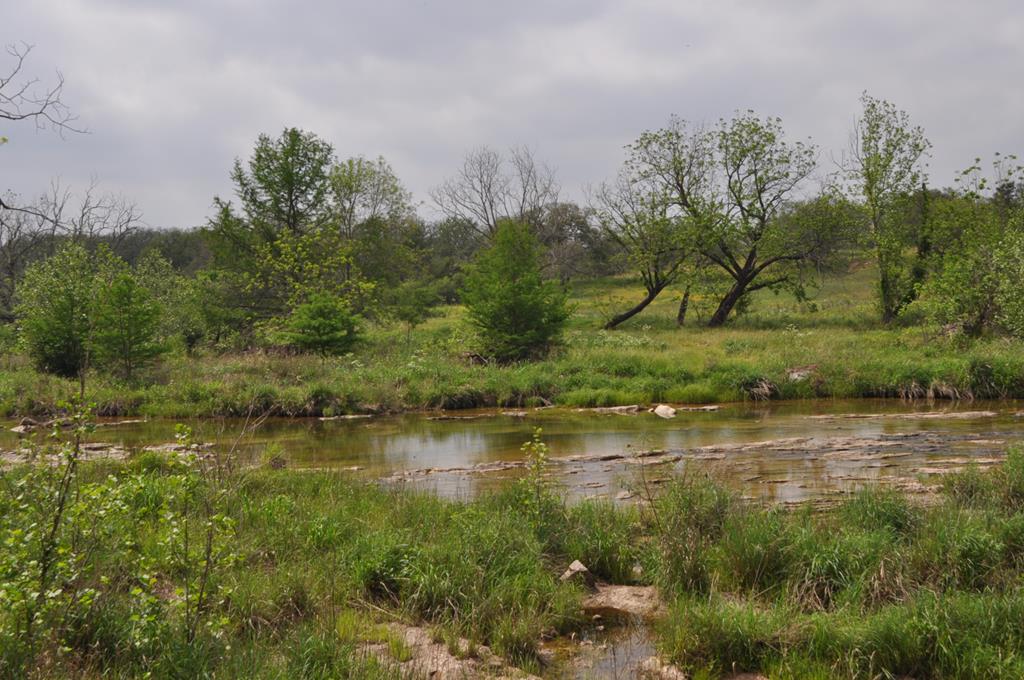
[0,42,85,136]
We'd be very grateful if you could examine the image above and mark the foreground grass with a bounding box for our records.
[7,423,1024,677]
[3,264,1024,418]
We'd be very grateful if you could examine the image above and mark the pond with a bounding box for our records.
[7,399,1022,504]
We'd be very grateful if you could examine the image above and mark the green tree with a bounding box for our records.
[249,226,374,314]
[461,222,570,362]
[596,169,693,329]
[386,279,442,342]
[133,250,206,351]
[847,93,931,323]
[227,127,334,238]
[17,242,95,377]
[91,273,165,379]
[205,128,336,300]
[603,113,853,327]
[280,294,359,357]
[917,156,1024,336]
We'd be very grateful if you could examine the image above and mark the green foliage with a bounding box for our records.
[16,242,118,378]
[461,222,571,361]
[385,278,442,337]
[604,111,855,328]
[847,93,931,323]
[225,127,335,238]
[914,157,1024,336]
[134,249,206,351]
[248,225,374,313]
[91,272,165,379]
[0,409,237,677]
[279,294,359,357]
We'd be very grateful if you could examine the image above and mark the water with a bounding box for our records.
[6,399,1022,504]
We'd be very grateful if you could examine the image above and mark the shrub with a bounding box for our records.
[280,294,359,357]
[17,242,97,377]
[461,221,570,362]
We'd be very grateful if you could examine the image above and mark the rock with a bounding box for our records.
[652,404,676,419]
[578,404,641,415]
[638,656,687,679]
[581,584,662,621]
[560,560,597,589]
[786,365,817,382]
[365,623,541,679]
[501,411,528,417]
[318,414,372,421]
[615,490,635,501]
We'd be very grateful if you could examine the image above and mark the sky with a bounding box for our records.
[4,0,1024,229]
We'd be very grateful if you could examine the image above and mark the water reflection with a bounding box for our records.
[6,399,1021,503]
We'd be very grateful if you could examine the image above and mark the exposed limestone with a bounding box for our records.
[10,417,149,434]
[577,404,642,415]
[317,414,373,421]
[787,365,818,382]
[808,410,999,421]
[561,560,597,589]
[363,623,541,679]
[638,657,688,679]
[652,404,677,419]
[582,585,662,621]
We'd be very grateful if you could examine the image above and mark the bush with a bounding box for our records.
[461,221,570,362]
[280,294,359,357]
[17,242,97,377]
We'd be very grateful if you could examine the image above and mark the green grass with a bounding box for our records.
[650,449,1024,678]
[2,261,1024,418]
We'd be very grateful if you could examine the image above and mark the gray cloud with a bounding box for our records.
[5,0,1023,227]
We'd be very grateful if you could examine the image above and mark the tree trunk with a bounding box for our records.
[604,285,666,330]
[676,286,691,327]
[707,278,750,327]
[879,266,899,324]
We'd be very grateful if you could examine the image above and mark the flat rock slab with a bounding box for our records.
[364,623,541,679]
[809,410,999,421]
[582,585,662,621]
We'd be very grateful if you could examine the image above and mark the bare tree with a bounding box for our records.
[0,182,141,318]
[0,194,50,319]
[1,43,85,220]
[431,145,558,236]
[0,42,81,136]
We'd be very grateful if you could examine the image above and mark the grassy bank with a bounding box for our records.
[2,263,1024,418]
[6,419,1024,677]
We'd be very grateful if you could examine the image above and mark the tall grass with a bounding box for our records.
[653,449,1024,678]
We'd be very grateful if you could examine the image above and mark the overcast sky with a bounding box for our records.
[5,0,1023,228]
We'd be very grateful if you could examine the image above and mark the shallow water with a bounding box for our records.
[6,399,1023,503]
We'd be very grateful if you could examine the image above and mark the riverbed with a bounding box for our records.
[6,399,1022,504]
